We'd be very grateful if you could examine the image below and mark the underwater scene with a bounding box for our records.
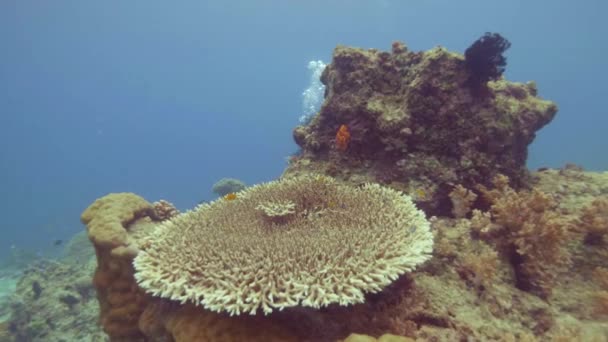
[1,1,607,341]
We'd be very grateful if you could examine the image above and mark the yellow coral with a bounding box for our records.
[224,193,238,201]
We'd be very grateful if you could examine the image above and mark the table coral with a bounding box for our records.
[133,175,433,315]
[82,190,429,342]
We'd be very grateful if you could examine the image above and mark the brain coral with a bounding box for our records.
[133,175,433,315]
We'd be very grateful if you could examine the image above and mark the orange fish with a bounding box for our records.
[224,193,237,201]
[335,124,350,151]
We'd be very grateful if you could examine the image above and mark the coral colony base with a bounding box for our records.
[1,38,608,341]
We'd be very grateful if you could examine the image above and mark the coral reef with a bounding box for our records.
[134,175,433,315]
[2,259,105,342]
[289,41,557,215]
[77,190,435,341]
[211,178,247,197]
[7,41,606,341]
[474,175,573,298]
[67,168,608,341]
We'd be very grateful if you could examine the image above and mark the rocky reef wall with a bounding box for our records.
[290,42,557,215]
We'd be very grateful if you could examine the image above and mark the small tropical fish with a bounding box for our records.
[53,239,63,246]
[415,188,426,200]
[224,193,237,201]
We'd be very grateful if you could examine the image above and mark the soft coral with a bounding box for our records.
[475,175,573,298]
[464,32,511,93]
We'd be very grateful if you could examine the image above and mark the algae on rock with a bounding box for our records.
[289,42,557,215]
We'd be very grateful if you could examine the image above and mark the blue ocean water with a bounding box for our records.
[0,1,606,259]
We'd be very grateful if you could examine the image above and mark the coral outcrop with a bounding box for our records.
[81,193,157,340]
[134,175,433,315]
[288,42,557,215]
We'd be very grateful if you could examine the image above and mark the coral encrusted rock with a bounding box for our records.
[288,42,557,215]
[133,175,433,315]
[81,193,157,340]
